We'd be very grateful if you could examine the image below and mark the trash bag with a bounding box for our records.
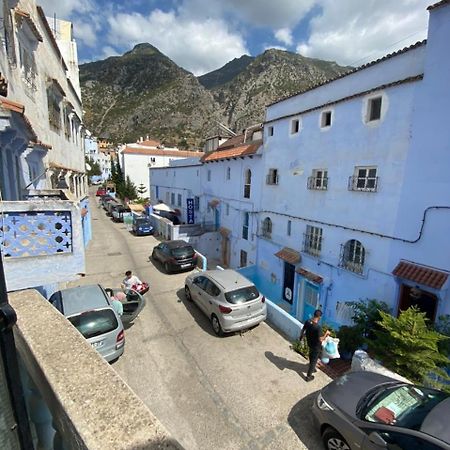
[322,336,340,360]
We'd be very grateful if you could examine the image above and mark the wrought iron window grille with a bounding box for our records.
[307,176,328,190]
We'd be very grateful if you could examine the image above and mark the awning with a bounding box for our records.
[153,203,173,212]
[295,267,323,284]
[392,261,448,290]
[274,247,301,265]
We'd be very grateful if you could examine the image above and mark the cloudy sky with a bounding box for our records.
[39,0,431,75]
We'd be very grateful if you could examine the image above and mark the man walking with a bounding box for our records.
[299,309,330,381]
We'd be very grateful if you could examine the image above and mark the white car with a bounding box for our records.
[184,269,267,336]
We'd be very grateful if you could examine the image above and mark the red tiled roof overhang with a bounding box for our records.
[274,247,301,265]
[122,147,203,157]
[202,142,261,162]
[392,261,448,290]
[295,267,323,284]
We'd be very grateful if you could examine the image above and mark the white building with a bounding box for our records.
[85,135,112,182]
[120,138,203,197]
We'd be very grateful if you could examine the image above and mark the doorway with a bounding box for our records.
[297,279,320,322]
[398,284,438,322]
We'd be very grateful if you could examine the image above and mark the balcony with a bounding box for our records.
[8,289,181,449]
[0,198,85,291]
[348,175,378,192]
[307,176,328,190]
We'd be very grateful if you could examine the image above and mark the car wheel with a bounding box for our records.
[322,428,350,450]
[164,262,170,273]
[211,314,223,336]
[151,251,156,261]
[184,285,192,301]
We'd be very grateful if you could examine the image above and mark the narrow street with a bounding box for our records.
[71,194,330,449]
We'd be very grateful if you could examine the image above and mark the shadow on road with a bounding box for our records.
[288,391,324,450]
[265,351,310,378]
[175,288,234,338]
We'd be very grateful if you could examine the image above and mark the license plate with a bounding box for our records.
[91,340,104,349]
[181,263,191,268]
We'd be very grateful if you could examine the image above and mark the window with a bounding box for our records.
[18,40,37,92]
[242,212,249,240]
[207,169,211,182]
[194,196,200,211]
[240,250,248,268]
[262,217,272,239]
[340,239,365,273]
[303,225,322,256]
[226,167,231,180]
[226,204,229,216]
[304,282,319,308]
[177,194,182,207]
[321,111,332,128]
[165,192,170,204]
[349,167,378,192]
[47,86,62,131]
[243,169,251,198]
[367,96,382,122]
[287,220,292,236]
[291,119,300,134]
[266,168,279,185]
[268,126,274,137]
[171,193,175,205]
[308,169,328,190]
[150,157,156,163]
[63,104,71,139]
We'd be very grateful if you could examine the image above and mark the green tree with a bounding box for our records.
[118,176,137,201]
[85,157,101,177]
[137,183,147,197]
[347,298,391,339]
[370,307,450,390]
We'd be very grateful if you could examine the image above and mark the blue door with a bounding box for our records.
[299,280,320,323]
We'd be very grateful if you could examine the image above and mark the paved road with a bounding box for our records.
[74,195,330,449]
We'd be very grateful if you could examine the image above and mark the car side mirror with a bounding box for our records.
[368,432,387,447]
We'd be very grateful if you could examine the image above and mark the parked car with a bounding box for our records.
[106,200,121,217]
[152,240,197,273]
[49,284,125,362]
[101,195,115,209]
[96,187,107,196]
[132,216,153,236]
[184,269,267,336]
[104,287,146,320]
[112,205,131,222]
[312,371,450,450]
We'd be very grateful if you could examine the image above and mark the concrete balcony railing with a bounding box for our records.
[9,289,182,450]
[0,199,85,291]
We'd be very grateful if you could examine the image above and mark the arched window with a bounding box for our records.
[262,217,272,238]
[226,167,231,180]
[341,239,365,273]
[244,169,251,198]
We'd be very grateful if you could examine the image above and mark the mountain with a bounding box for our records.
[198,55,254,89]
[79,44,350,145]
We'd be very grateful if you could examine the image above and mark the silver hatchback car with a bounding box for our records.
[184,269,267,336]
[49,284,126,362]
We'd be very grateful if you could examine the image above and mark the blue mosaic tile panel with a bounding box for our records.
[0,211,73,258]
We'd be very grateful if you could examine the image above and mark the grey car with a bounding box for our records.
[312,371,450,450]
[184,269,267,336]
[49,284,144,362]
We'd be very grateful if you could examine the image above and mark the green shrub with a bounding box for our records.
[292,339,309,359]
[346,298,391,339]
[434,315,450,356]
[370,307,450,391]
[336,325,364,354]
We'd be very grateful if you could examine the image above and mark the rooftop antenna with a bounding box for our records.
[215,121,236,136]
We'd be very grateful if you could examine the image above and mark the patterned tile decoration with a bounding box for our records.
[0,211,72,258]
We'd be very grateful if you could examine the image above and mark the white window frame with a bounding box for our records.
[352,166,378,192]
[341,239,365,274]
[290,118,300,135]
[266,168,279,185]
[304,225,322,256]
[262,217,272,239]
[310,169,328,190]
[367,96,382,122]
[321,110,332,128]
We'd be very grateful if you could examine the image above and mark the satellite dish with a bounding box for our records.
[85,163,92,170]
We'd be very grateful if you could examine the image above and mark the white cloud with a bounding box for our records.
[263,44,287,51]
[106,9,248,75]
[297,0,428,66]
[38,0,94,19]
[275,28,293,46]
[73,20,98,47]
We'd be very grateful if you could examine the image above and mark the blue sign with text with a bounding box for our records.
[186,198,195,224]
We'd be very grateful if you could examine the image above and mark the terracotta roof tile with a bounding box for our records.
[274,247,301,265]
[0,96,25,114]
[202,142,261,162]
[393,261,448,290]
[295,267,323,284]
[139,139,161,147]
[217,134,245,149]
[122,147,203,158]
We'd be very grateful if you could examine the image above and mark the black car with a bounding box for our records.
[312,371,450,450]
[151,240,197,273]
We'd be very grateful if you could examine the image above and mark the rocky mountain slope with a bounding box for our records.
[80,44,350,146]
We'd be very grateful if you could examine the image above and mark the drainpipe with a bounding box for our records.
[322,282,333,322]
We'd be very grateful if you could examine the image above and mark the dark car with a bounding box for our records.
[112,206,131,222]
[132,216,153,236]
[312,371,450,450]
[151,240,197,273]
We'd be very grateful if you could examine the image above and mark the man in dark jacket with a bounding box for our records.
[299,309,330,381]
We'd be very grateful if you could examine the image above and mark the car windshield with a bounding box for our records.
[225,286,259,304]
[135,218,150,225]
[363,385,448,430]
[68,309,118,339]
[171,246,194,257]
